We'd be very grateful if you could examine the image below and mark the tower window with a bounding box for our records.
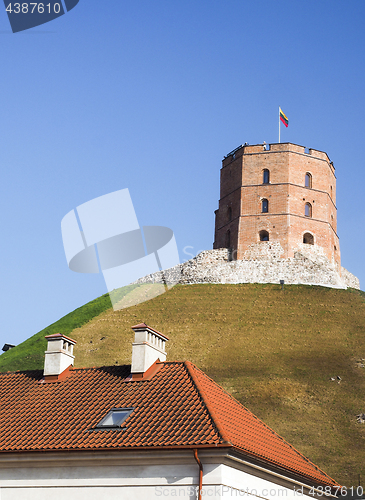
[303,233,314,245]
[227,206,232,221]
[305,202,312,217]
[262,199,269,213]
[263,169,270,184]
[259,230,269,241]
[225,230,231,248]
[305,173,312,188]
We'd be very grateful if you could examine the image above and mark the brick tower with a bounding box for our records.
[213,143,340,270]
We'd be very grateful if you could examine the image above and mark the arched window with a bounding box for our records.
[305,202,312,217]
[227,206,232,221]
[225,230,231,248]
[263,169,270,184]
[259,230,269,241]
[262,199,269,213]
[305,173,312,188]
[303,233,314,245]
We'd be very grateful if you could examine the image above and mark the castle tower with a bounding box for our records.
[213,143,340,270]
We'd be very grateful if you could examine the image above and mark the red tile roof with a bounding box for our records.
[0,361,338,487]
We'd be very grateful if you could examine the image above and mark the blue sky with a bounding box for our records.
[0,0,364,347]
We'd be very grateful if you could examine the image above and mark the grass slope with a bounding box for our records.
[0,293,112,372]
[1,283,365,486]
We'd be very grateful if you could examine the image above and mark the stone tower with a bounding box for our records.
[213,143,340,270]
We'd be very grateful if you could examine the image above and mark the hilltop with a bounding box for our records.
[1,283,365,486]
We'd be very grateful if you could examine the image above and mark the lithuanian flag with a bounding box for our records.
[279,107,289,127]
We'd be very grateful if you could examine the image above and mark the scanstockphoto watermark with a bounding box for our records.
[154,485,293,497]
[183,246,237,262]
[3,0,80,32]
[61,188,180,311]
[183,246,204,262]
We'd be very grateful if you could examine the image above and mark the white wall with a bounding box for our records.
[0,451,329,500]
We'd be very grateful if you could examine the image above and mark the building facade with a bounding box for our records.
[0,325,339,499]
[213,143,340,270]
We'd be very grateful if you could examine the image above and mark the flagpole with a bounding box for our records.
[279,107,281,143]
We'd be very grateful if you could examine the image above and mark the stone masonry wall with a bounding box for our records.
[134,247,360,290]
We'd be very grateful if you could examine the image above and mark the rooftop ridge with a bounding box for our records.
[184,360,232,446]
[0,365,131,375]
[185,362,338,486]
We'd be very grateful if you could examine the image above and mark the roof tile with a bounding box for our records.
[0,362,338,487]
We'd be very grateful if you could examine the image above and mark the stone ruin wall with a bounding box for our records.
[135,245,360,290]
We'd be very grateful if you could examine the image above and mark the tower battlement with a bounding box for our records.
[213,142,340,269]
[223,142,333,166]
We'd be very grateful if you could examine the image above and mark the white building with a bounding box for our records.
[0,324,339,499]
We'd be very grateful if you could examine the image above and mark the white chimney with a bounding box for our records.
[44,333,76,377]
[131,323,168,375]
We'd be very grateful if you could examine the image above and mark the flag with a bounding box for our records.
[279,107,289,127]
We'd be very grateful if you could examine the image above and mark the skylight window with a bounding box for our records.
[96,408,134,429]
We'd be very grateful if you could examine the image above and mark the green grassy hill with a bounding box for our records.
[1,283,365,486]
